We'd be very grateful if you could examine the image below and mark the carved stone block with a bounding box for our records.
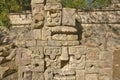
[86,74,98,80]
[25,40,36,47]
[37,40,48,46]
[32,29,42,39]
[18,66,32,80]
[60,47,69,61]
[69,55,85,70]
[42,26,51,40]
[76,70,85,80]
[15,48,32,66]
[62,41,80,46]
[31,58,44,72]
[44,47,61,60]
[85,62,99,74]
[62,8,76,26]
[46,0,61,3]
[69,46,86,59]
[86,48,100,61]
[44,3,62,10]
[32,4,44,16]
[32,72,44,80]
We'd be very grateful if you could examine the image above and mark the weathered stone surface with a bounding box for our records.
[37,40,48,46]
[15,48,32,66]
[62,41,80,46]
[44,47,61,60]
[60,47,69,61]
[44,3,62,10]
[32,72,44,80]
[86,47,100,61]
[86,74,98,80]
[18,66,32,80]
[62,8,76,26]
[31,58,44,72]
[76,70,85,80]
[85,62,99,74]
[31,0,44,4]
[32,29,42,39]
[0,57,5,64]
[25,40,36,47]
[0,66,9,78]
[51,26,77,33]
[69,55,85,70]
[69,46,86,59]
[46,0,61,3]
[31,4,44,16]
[52,34,78,41]
[42,26,51,40]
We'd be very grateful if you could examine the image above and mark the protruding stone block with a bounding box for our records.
[60,47,69,61]
[62,8,76,26]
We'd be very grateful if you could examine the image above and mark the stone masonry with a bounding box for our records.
[0,0,120,80]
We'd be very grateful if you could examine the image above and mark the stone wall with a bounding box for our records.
[0,0,120,80]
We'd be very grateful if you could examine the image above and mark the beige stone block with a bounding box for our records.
[44,47,61,60]
[86,74,98,80]
[32,29,42,39]
[76,70,85,80]
[31,58,44,72]
[32,4,44,16]
[99,76,111,80]
[44,3,62,10]
[0,57,5,64]
[99,61,112,68]
[47,40,62,46]
[85,62,99,74]
[51,26,77,33]
[36,40,47,46]
[69,56,85,70]
[52,34,78,41]
[62,8,76,26]
[86,47,100,61]
[62,41,80,46]
[31,0,44,4]
[69,46,86,59]
[42,26,51,40]
[46,0,61,3]
[25,40,36,47]
[60,47,69,61]
[32,72,44,80]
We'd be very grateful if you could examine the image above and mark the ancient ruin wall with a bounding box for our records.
[0,0,120,80]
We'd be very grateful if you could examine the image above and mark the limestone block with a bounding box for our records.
[44,68,54,80]
[99,76,111,80]
[60,47,69,61]
[99,61,112,68]
[44,47,61,60]
[0,66,9,78]
[69,46,86,59]
[69,55,85,70]
[52,34,78,41]
[100,51,113,62]
[85,62,99,74]
[31,0,44,4]
[46,0,61,3]
[31,58,44,72]
[15,48,32,66]
[45,10,61,26]
[32,72,44,80]
[86,74,98,80]
[42,26,51,40]
[86,47,100,61]
[0,57,5,64]
[25,40,36,47]
[37,40,48,46]
[51,26,77,33]
[62,8,76,26]
[30,47,44,59]
[32,29,42,39]
[47,40,62,46]
[99,68,113,77]
[18,66,32,80]
[62,41,80,46]
[45,56,61,69]
[44,3,62,10]
[32,13,44,29]
[32,4,44,16]
[76,70,85,80]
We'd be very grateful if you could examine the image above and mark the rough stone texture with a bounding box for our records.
[1,0,120,80]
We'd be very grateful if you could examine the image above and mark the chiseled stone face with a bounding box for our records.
[86,74,98,80]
